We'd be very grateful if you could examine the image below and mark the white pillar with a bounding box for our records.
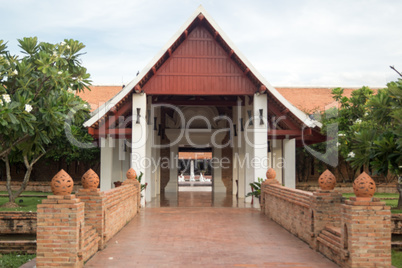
[244,96,254,203]
[237,100,245,199]
[232,105,239,196]
[156,113,161,195]
[144,97,152,203]
[270,139,283,185]
[253,93,268,181]
[100,136,113,191]
[152,106,160,197]
[213,147,225,193]
[190,160,195,181]
[165,145,178,193]
[131,93,147,206]
[283,138,296,189]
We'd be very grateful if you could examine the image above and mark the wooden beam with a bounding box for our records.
[152,99,242,106]
[268,101,300,130]
[268,128,313,137]
[268,129,302,137]
[268,128,314,140]
[100,101,132,129]
[147,92,254,96]
[184,29,188,39]
[88,128,132,139]
[134,85,141,93]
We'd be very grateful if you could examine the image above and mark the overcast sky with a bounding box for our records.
[2,0,402,87]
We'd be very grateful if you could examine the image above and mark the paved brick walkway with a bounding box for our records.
[85,207,338,267]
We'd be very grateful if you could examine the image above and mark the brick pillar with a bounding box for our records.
[261,178,280,216]
[342,197,392,268]
[36,195,84,268]
[310,190,343,249]
[123,178,141,211]
[76,188,106,249]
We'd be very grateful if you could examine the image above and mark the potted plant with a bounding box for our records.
[137,172,147,197]
[246,177,264,203]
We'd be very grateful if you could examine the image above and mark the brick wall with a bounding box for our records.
[76,189,106,249]
[263,182,314,246]
[104,183,138,243]
[0,212,36,234]
[0,240,36,254]
[36,180,140,267]
[261,179,392,267]
[342,198,392,267]
[36,195,85,267]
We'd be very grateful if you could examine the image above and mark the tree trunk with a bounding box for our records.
[3,153,45,204]
[397,182,402,210]
[4,155,14,202]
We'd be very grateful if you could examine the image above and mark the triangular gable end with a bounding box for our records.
[84,5,320,130]
[143,25,256,95]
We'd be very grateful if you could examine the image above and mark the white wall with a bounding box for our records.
[283,138,296,189]
[131,93,147,206]
[100,136,113,191]
[253,93,268,181]
[269,139,283,184]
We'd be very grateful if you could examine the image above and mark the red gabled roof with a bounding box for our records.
[83,6,321,138]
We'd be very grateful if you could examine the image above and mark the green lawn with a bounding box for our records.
[0,191,52,196]
[393,250,402,268]
[342,193,399,198]
[0,253,35,268]
[0,191,53,212]
[342,193,401,214]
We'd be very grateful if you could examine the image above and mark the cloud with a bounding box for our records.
[2,0,402,86]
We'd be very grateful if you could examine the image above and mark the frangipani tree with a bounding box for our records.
[310,86,375,182]
[348,79,402,209]
[0,37,91,205]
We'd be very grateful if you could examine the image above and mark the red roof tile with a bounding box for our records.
[78,86,373,113]
[77,86,122,111]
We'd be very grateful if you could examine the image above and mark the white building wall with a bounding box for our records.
[283,138,296,189]
[244,96,254,203]
[145,97,152,203]
[269,139,283,184]
[232,105,239,196]
[100,136,113,191]
[213,147,225,193]
[253,93,268,181]
[236,99,245,199]
[131,93,148,207]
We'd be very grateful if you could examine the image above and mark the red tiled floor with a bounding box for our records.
[85,204,338,267]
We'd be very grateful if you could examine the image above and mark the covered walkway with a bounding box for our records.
[85,194,337,267]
